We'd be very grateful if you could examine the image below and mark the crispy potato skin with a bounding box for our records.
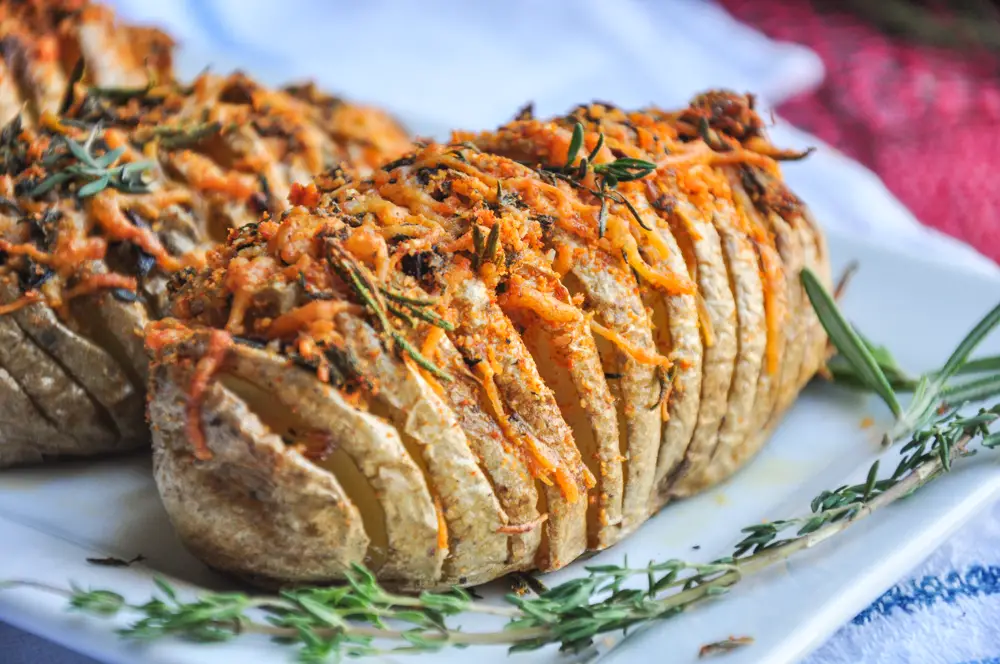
[148,92,829,590]
[152,362,371,585]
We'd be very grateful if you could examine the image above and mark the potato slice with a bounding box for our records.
[734,167,809,425]
[554,231,662,536]
[337,313,510,586]
[616,189,703,510]
[0,305,117,453]
[366,148,604,559]
[150,362,370,587]
[499,261,624,550]
[660,187,738,497]
[418,329,543,571]
[78,292,151,379]
[519,312,624,550]
[0,280,146,447]
[448,277,589,571]
[0,20,65,119]
[0,364,77,466]
[219,343,444,588]
[75,4,162,89]
[726,174,789,473]
[672,191,766,495]
[764,216,807,419]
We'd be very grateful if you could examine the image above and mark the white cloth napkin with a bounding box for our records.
[3,1,998,662]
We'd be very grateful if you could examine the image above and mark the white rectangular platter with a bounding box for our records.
[0,228,998,664]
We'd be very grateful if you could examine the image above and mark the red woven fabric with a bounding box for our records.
[718,0,1000,264]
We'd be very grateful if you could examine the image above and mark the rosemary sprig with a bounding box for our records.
[803,268,1000,442]
[29,124,154,198]
[801,269,901,417]
[531,122,657,237]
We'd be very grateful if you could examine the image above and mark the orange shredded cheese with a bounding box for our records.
[496,513,548,535]
[185,330,232,461]
[144,321,190,354]
[552,244,576,277]
[0,240,53,264]
[170,150,257,201]
[694,293,716,349]
[588,317,672,369]
[501,282,581,324]
[655,143,777,171]
[434,495,449,551]
[757,243,784,375]
[288,182,321,208]
[61,273,137,301]
[421,326,446,360]
[606,217,695,295]
[267,299,360,339]
[0,291,42,315]
[89,191,182,271]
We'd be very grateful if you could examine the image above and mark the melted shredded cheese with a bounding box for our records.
[588,317,672,370]
[184,330,232,461]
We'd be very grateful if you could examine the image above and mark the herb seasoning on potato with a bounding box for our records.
[146,93,832,590]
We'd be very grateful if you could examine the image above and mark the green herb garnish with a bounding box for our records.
[532,121,657,237]
[803,267,1000,441]
[326,239,452,381]
[29,124,154,199]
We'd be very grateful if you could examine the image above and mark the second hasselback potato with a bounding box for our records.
[0,1,411,466]
[147,93,831,590]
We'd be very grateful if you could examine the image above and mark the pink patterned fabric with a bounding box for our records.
[719,0,1000,264]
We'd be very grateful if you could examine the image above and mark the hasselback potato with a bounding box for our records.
[147,93,831,590]
[0,0,410,466]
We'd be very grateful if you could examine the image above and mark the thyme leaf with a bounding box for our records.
[28,126,154,199]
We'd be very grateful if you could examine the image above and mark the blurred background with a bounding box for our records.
[102,0,1000,266]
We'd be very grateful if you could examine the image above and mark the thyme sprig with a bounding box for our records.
[325,239,452,381]
[532,122,657,237]
[29,124,154,198]
[7,398,996,660]
[734,404,998,557]
[802,268,1000,442]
